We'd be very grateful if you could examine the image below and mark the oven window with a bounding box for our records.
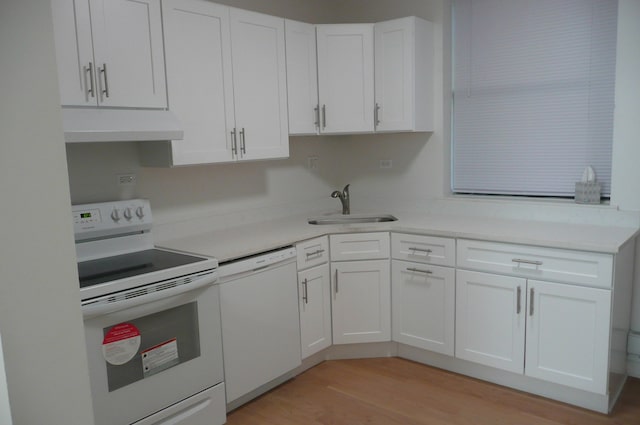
[104,302,201,392]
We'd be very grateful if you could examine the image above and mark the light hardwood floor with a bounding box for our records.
[226,358,640,425]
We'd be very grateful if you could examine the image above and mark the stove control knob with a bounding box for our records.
[135,206,145,219]
[123,207,133,220]
[111,209,121,222]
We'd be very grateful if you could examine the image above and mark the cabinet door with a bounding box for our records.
[51,0,96,106]
[299,264,332,358]
[331,259,390,344]
[525,280,611,394]
[392,261,455,355]
[230,9,289,161]
[285,20,319,135]
[89,0,167,108]
[161,0,235,165]
[455,270,526,373]
[317,24,375,134]
[374,17,433,132]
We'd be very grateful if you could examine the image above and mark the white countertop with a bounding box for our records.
[159,212,639,262]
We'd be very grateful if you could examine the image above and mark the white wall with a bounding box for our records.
[0,1,95,424]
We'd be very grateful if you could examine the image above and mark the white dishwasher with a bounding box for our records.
[218,246,301,407]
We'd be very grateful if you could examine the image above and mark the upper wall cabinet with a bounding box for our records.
[140,1,289,166]
[285,20,320,136]
[51,0,167,108]
[316,24,375,135]
[374,17,434,132]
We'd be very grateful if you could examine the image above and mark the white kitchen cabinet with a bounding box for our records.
[296,236,331,359]
[525,279,610,393]
[51,0,167,108]
[330,232,390,261]
[298,263,332,358]
[150,0,234,165]
[392,260,455,355]
[374,17,433,132]
[285,20,319,135]
[140,2,288,166]
[316,24,375,134]
[230,8,289,161]
[331,259,391,344]
[456,239,615,395]
[455,269,526,373]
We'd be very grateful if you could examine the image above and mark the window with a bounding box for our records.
[452,0,618,197]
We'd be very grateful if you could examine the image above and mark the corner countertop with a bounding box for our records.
[158,211,639,263]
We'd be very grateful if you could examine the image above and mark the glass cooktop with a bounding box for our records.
[78,249,207,288]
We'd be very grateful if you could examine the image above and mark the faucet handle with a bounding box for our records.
[343,184,350,195]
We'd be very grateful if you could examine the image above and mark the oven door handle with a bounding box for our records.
[81,273,217,319]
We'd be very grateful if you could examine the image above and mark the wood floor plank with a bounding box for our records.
[226,358,640,425]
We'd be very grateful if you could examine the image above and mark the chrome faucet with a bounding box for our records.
[331,184,350,215]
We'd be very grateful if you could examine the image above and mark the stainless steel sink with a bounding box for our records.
[307,214,398,225]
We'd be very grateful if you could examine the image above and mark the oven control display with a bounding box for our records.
[73,208,101,225]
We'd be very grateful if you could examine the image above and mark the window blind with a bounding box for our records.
[452,0,618,197]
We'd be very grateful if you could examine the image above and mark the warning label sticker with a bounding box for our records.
[141,338,179,377]
[102,323,141,366]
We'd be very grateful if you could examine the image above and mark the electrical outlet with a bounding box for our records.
[117,173,137,186]
[379,159,393,169]
[307,156,319,170]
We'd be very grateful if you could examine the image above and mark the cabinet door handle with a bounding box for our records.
[409,247,432,255]
[240,127,246,155]
[99,63,110,98]
[322,104,326,129]
[230,128,238,157]
[512,258,543,266]
[314,105,320,128]
[407,267,433,275]
[375,103,381,126]
[86,62,95,98]
[529,288,535,316]
[302,278,308,304]
[517,286,522,314]
[334,268,338,294]
[305,249,324,258]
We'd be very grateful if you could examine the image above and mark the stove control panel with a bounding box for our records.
[73,199,153,241]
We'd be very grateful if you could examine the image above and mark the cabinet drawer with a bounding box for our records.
[330,232,390,261]
[457,239,613,288]
[391,233,455,267]
[296,236,329,269]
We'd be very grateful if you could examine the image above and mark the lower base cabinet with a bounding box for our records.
[455,269,611,394]
[298,263,332,358]
[391,260,454,355]
[331,259,391,344]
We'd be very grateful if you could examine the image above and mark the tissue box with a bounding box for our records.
[575,182,601,204]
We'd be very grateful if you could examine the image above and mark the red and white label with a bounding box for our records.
[102,323,141,366]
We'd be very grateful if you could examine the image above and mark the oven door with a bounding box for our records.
[83,282,223,425]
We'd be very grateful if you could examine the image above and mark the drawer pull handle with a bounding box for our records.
[409,247,432,255]
[305,249,325,258]
[517,286,522,314]
[512,258,543,266]
[302,278,308,304]
[407,267,432,275]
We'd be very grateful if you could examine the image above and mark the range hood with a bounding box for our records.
[62,108,184,143]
